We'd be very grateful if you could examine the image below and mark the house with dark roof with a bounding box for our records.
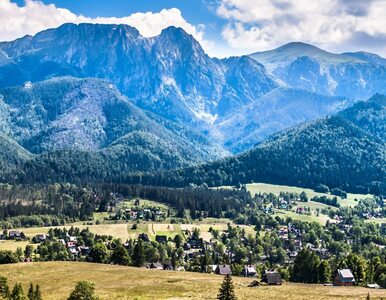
[215,265,232,275]
[334,269,355,286]
[138,233,150,242]
[146,262,163,270]
[155,235,168,244]
[262,270,282,285]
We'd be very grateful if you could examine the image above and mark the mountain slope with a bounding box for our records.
[0,77,230,182]
[0,23,277,124]
[1,24,381,155]
[338,94,386,143]
[0,133,31,172]
[217,88,348,153]
[141,98,386,195]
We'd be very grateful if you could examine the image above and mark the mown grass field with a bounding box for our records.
[0,262,385,300]
[273,209,331,225]
[246,183,370,207]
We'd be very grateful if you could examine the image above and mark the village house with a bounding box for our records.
[334,269,355,286]
[242,265,257,277]
[155,235,168,244]
[262,270,282,285]
[215,265,232,275]
[8,230,25,240]
[187,236,203,249]
[34,234,47,242]
[146,262,163,270]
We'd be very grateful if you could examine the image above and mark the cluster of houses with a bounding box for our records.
[0,230,27,240]
[124,208,165,220]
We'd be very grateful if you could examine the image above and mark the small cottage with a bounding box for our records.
[334,269,355,286]
[215,265,232,275]
[242,265,257,277]
[262,270,282,285]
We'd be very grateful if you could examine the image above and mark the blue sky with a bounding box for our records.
[3,0,386,57]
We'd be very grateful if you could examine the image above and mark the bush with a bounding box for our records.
[315,184,330,193]
[68,281,99,300]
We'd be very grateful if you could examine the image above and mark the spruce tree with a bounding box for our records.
[27,283,34,300]
[34,285,42,300]
[10,283,26,300]
[0,276,9,299]
[217,275,237,300]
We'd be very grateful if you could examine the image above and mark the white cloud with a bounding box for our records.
[0,0,213,54]
[216,0,386,55]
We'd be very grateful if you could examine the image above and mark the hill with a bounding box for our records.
[217,88,347,153]
[0,133,31,172]
[338,94,386,143]
[0,77,227,182]
[141,97,386,195]
[1,262,384,300]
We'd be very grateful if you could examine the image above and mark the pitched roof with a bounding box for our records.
[265,271,282,284]
[216,265,232,275]
[338,269,355,282]
[338,269,355,279]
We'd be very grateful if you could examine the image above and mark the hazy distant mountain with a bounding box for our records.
[250,42,386,99]
[217,88,347,153]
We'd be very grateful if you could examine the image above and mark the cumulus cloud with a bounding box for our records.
[216,0,386,55]
[0,0,212,53]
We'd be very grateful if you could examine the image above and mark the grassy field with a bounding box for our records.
[0,240,30,251]
[246,183,370,207]
[0,219,255,252]
[1,262,385,300]
[273,209,331,225]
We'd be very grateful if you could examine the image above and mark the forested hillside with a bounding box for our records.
[0,77,227,180]
[0,133,31,172]
[1,96,384,194]
[138,116,385,194]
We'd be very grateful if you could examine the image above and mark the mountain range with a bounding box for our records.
[0,23,385,193]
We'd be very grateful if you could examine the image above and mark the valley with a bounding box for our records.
[0,17,385,300]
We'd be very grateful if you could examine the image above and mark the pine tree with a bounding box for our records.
[10,283,26,300]
[27,283,34,300]
[0,276,10,299]
[217,275,237,300]
[34,285,42,300]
